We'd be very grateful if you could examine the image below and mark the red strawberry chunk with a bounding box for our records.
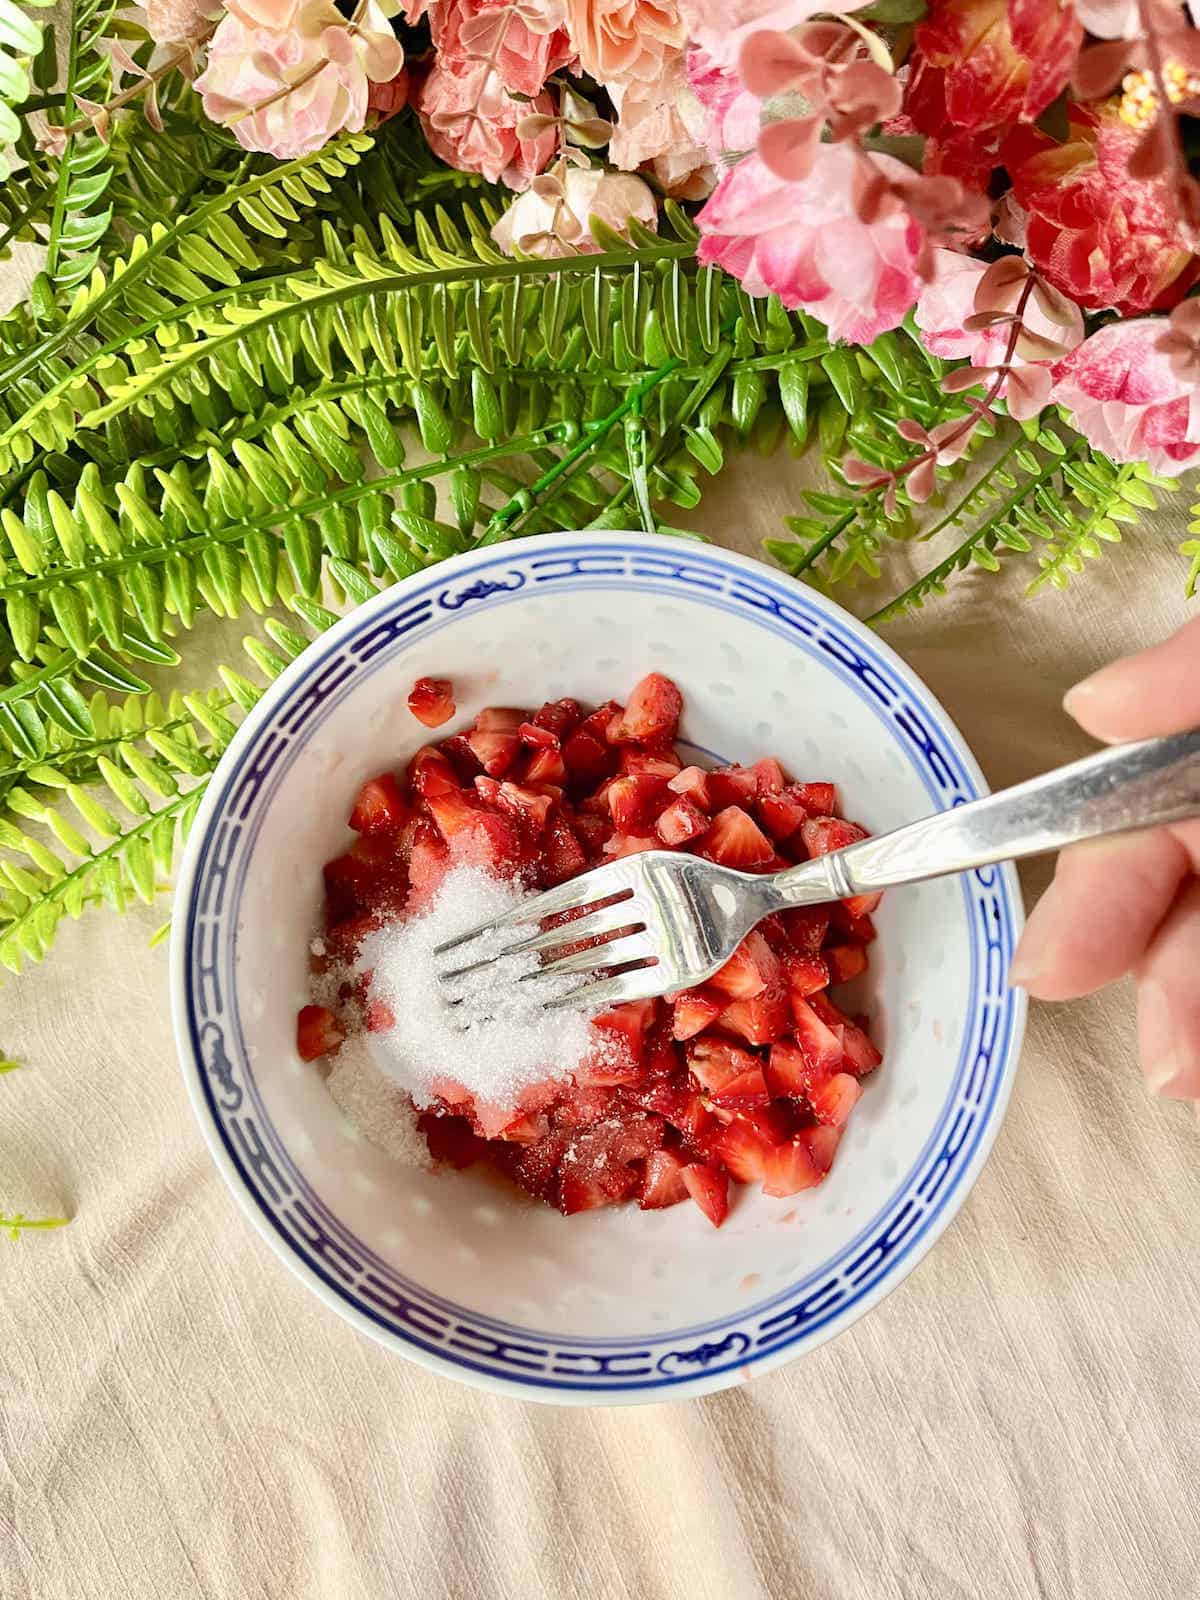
[607,772,672,831]
[296,1004,344,1062]
[681,1163,729,1227]
[364,999,395,1032]
[809,1071,862,1127]
[640,1149,689,1209]
[758,786,809,841]
[782,952,830,996]
[776,906,830,954]
[558,1170,612,1214]
[467,727,521,777]
[475,777,554,835]
[671,985,725,1040]
[474,707,524,733]
[532,697,584,741]
[764,1040,809,1099]
[572,810,614,856]
[762,1136,827,1197]
[702,805,774,869]
[409,744,459,801]
[655,796,709,846]
[687,1038,769,1105]
[710,929,781,999]
[668,765,714,810]
[419,1111,487,1168]
[522,745,568,786]
[709,1108,788,1181]
[791,996,845,1075]
[519,720,558,749]
[831,904,878,943]
[322,833,408,921]
[406,831,451,912]
[603,831,660,858]
[407,676,455,728]
[348,772,408,835]
[706,765,759,810]
[322,911,379,967]
[753,757,786,795]
[426,790,523,875]
[620,748,682,779]
[592,999,655,1069]
[720,986,791,1046]
[795,782,836,814]
[563,725,616,787]
[826,944,868,984]
[437,733,481,782]
[606,672,683,745]
[801,815,868,858]
[809,992,884,1075]
[541,814,587,883]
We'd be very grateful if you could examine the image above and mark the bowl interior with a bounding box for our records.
[178,537,1022,1398]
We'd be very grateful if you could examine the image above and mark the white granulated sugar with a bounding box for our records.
[326,1038,429,1168]
[358,864,606,1112]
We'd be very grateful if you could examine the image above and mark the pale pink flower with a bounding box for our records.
[431,0,575,98]
[695,143,926,343]
[1073,0,1140,36]
[491,165,658,255]
[564,0,686,86]
[416,61,557,187]
[1050,319,1200,476]
[686,46,761,162]
[195,0,403,157]
[677,0,870,72]
[915,249,1084,365]
[609,55,714,198]
[144,0,220,45]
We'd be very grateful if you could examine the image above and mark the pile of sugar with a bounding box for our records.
[325,1037,429,1168]
[356,863,606,1112]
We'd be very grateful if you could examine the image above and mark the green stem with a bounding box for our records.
[1,1216,69,1236]
[44,0,82,283]
[0,186,51,259]
[789,503,865,577]
[907,429,1023,550]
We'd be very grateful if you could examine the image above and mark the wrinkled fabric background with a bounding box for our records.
[3,245,1199,1600]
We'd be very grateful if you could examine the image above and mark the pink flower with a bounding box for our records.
[431,0,575,98]
[415,61,557,187]
[1050,319,1200,476]
[695,143,926,343]
[677,0,870,72]
[686,46,761,163]
[144,0,220,45]
[195,0,403,157]
[563,0,686,87]
[915,248,1083,364]
[609,55,714,198]
[491,165,659,255]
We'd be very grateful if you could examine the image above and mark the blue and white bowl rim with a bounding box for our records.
[170,531,1026,1405]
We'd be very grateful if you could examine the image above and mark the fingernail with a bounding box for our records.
[1139,982,1199,1099]
[1009,895,1057,988]
[1062,676,1102,721]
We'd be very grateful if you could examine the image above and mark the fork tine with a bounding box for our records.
[541,965,665,1012]
[431,866,634,960]
[519,929,656,982]
[437,903,645,984]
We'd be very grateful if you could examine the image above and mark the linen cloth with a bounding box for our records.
[3,246,1200,1600]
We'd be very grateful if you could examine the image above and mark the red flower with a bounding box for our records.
[1004,104,1199,315]
[910,0,1081,133]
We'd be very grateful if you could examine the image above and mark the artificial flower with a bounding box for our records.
[910,0,1082,133]
[563,0,686,86]
[194,0,404,157]
[431,0,575,98]
[915,249,1084,365]
[676,0,870,72]
[608,55,714,198]
[491,164,659,255]
[144,0,221,45]
[1156,298,1200,383]
[1050,319,1200,475]
[416,61,557,187]
[1005,104,1198,314]
[695,142,926,342]
[686,46,761,163]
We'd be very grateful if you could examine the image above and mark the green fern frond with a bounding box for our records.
[0,0,51,153]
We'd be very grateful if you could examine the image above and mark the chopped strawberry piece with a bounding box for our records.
[808,992,884,1075]
[419,1111,486,1168]
[810,1071,862,1127]
[701,805,775,869]
[296,1004,344,1061]
[830,903,878,943]
[762,1136,826,1197]
[707,1117,774,1183]
[406,830,451,912]
[409,744,459,801]
[348,772,408,835]
[519,720,558,749]
[522,745,568,785]
[619,748,682,779]
[782,952,830,996]
[541,814,587,883]
[706,765,759,810]
[572,810,614,856]
[467,727,521,777]
[553,1084,618,1128]
[720,985,791,1046]
[826,944,868,984]
[364,999,395,1032]
[563,724,616,787]
[322,833,407,921]
[687,1038,769,1105]
[671,985,725,1040]
[764,1040,809,1099]
[795,782,836,814]
[592,999,655,1068]
[710,929,782,999]
[668,765,714,810]
[510,1133,568,1201]
[426,790,523,875]
[532,697,584,741]
[408,676,455,728]
[475,778,554,835]
[758,786,809,841]
[606,672,683,745]
[681,1162,729,1227]
[322,911,379,967]
[791,996,845,1075]
[846,890,883,918]
[640,1149,689,1209]
[655,796,709,846]
[603,831,660,858]
[474,707,524,733]
[607,772,672,831]
[801,815,868,859]
[776,906,830,954]
[753,757,786,795]
[437,733,481,782]
[495,1111,546,1145]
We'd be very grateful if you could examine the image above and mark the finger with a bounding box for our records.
[1009,830,1190,1001]
[1063,613,1200,741]
[1134,877,1200,1099]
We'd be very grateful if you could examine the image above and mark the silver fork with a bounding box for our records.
[434,728,1200,1011]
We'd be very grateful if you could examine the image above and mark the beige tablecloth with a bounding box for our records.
[4,248,1200,1600]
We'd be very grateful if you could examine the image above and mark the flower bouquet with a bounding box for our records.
[0,0,1198,975]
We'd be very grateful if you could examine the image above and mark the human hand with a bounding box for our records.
[1009,614,1200,1100]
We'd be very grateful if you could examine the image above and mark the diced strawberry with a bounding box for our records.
[407,676,455,728]
[572,810,614,856]
[522,745,568,786]
[830,903,878,943]
[753,757,786,795]
[563,724,617,787]
[553,1084,618,1128]
[603,831,660,858]
[809,1071,862,1127]
[437,733,481,782]
[475,778,554,835]
[606,673,683,745]
[406,830,451,912]
[758,786,809,841]
[495,1111,547,1145]
[467,727,521,777]
[607,772,672,832]
[532,697,584,741]
[419,1111,486,1168]
[710,929,782,999]
[706,765,760,810]
[701,805,775,869]
[364,999,395,1032]
[296,1004,344,1061]
[619,748,682,780]
[776,906,830,954]
[672,985,725,1040]
[720,985,791,1046]
[826,944,867,984]
[519,720,558,749]
[791,996,845,1075]
[640,1149,689,1209]
[687,1038,769,1105]
[668,766,714,810]
[764,1040,809,1099]
[782,952,830,997]
[348,772,408,835]
[801,815,868,859]
[322,833,408,921]
[557,1169,611,1213]
[322,911,379,967]
[541,814,587,883]
[409,744,459,801]
[808,992,884,1075]
[762,1136,826,1197]
[592,999,655,1068]
[426,790,523,875]
[681,1162,729,1227]
[803,1122,843,1171]
[655,796,709,846]
[509,1132,568,1201]
[795,782,836,814]
[474,707,524,733]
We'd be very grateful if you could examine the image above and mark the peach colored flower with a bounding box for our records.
[609,55,714,198]
[416,61,557,187]
[696,142,926,343]
[1050,319,1200,476]
[144,0,220,45]
[195,0,404,157]
[564,0,686,86]
[431,0,575,98]
[492,165,658,255]
[677,0,870,71]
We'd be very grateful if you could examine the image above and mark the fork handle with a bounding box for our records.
[773,727,1200,906]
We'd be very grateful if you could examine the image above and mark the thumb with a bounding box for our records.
[1063,614,1200,743]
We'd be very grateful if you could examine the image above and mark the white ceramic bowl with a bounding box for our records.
[170,531,1026,1404]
